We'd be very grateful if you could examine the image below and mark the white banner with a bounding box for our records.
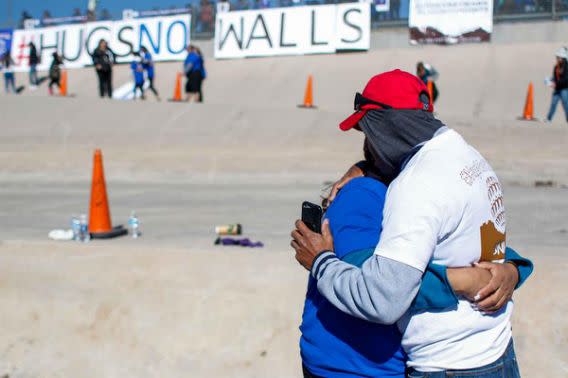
[409,0,492,44]
[214,3,370,59]
[10,14,191,72]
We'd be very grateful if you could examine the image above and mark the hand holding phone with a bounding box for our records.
[301,201,323,234]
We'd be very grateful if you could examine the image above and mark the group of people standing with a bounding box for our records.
[91,39,205,102]
[0,42,63,95]
[129,46,160,100]
[92,39,160,100]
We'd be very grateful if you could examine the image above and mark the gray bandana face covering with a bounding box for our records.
[360,109,445,184]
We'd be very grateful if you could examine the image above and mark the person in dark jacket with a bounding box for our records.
[92,39,115,98]
[48,52,63,96]
[546,47,568,123]
[28,42,40,88]
[416,61,439,103]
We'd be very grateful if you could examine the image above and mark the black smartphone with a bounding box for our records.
[301,201,323,234]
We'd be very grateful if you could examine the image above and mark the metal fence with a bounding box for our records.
[190,0,568,38]
[4,0,568,39]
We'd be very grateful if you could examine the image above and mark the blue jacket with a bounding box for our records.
[300,177,533,378]
[131,60,145,85]
[142,52,155,79]
[184,52,202,75]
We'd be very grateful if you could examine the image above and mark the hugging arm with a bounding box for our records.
[413,247,534,312]
[313,252,422,324]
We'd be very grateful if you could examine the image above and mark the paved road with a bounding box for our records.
[1,179,566,257]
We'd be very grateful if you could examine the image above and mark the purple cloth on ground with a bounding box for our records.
[215,237,263,248]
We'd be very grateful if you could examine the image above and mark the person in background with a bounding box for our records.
[19,11,33,29]
[48,52,63,96]
[216,0,231,13]
[130,52,145,100]
[198,0,214,33]
[234,0,250,11]
[195,46,206,103]
[92,39,115,98]
[140,46,160,101]
[1,51,17,94]
[416,61,439,103]
[28,42,40,89]
[546,47,568,123]
[184,45,204,103]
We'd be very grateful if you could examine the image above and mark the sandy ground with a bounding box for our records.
[0,21,567,378]
[0,243,565,378]
[0,178,566,377]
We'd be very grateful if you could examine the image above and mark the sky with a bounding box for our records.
[0,0,195,28]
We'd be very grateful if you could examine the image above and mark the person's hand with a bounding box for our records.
[96,64,102,70]
[291,219,334,271]
[446,267,492,301]
[328,164,364,202]
[474,262,519,313]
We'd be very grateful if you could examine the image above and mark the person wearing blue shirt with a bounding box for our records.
[299,176,533,378]
[184,45,204,102]
[140,46,160,101]
[130,52,145,100]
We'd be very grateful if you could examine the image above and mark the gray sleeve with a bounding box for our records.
[311,251,422,325]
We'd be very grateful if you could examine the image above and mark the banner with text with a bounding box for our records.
[409,0,492,44]
[214,3,370,59]
[10,14,190,72]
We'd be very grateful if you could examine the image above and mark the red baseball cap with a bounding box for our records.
[339,69,433,131]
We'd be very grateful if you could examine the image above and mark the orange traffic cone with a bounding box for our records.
[298,75,316,108]
[427,80,434,105]
[88,149,127,239]
[59,70,68,97]
[520,82,535,121]
[169,72,183,102]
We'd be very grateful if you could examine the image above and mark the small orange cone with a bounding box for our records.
[88,149,127,239]
[298,75,316,108]
[427,80,434,104]
[521,82,535,121]
[169,72,183,102]
[59,70,68,97]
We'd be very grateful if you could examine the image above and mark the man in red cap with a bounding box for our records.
[291,70,522,376]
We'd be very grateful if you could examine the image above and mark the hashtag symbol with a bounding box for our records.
[15,36,33,66]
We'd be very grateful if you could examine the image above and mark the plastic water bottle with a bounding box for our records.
[128,211,141,238]
[71,216,81,241]
[79,214,90,243]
